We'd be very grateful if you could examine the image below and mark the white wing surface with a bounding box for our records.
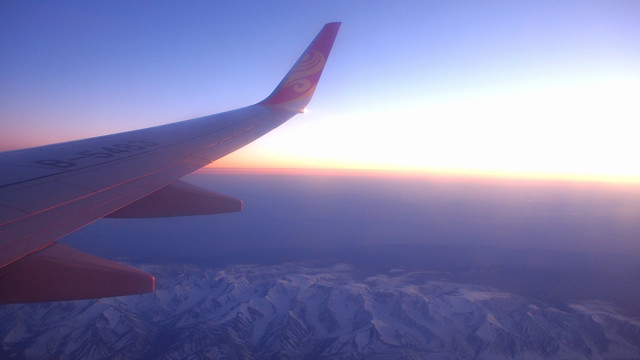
[0,22,341,303]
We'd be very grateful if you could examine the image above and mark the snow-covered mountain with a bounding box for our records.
[2,263,639,359]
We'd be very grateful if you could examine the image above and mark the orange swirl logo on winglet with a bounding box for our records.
[261,22,340,110]
[280,50,326,93]
[262,50,326,107]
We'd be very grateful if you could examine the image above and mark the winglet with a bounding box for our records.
[260,22,341,112]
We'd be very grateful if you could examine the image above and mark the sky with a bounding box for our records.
[2,1,640,182]
[2,3,640,351]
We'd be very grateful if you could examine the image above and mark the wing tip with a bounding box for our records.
[260,22,341,111]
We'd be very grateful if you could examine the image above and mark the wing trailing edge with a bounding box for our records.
[0,243,154,303]
[107,180,242,218]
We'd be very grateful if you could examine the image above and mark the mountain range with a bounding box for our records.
[2,262,639,359]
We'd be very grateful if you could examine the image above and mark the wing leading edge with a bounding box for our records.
[0,22,341,303]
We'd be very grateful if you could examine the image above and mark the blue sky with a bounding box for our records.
[2,1,639,181]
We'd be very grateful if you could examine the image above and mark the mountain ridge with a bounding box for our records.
[2,262,639,359]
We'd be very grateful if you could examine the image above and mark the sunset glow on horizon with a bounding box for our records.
[210,76,640,184]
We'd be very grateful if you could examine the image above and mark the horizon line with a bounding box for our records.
[200,166,640,186]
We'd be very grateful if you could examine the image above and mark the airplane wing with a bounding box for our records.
[0,22,341,303]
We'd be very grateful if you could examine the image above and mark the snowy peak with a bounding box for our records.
[2,263,639,359]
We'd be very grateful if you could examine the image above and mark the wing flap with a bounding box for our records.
[0,243,154,303]
[107,180,242,218]
[0,159,206,268]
